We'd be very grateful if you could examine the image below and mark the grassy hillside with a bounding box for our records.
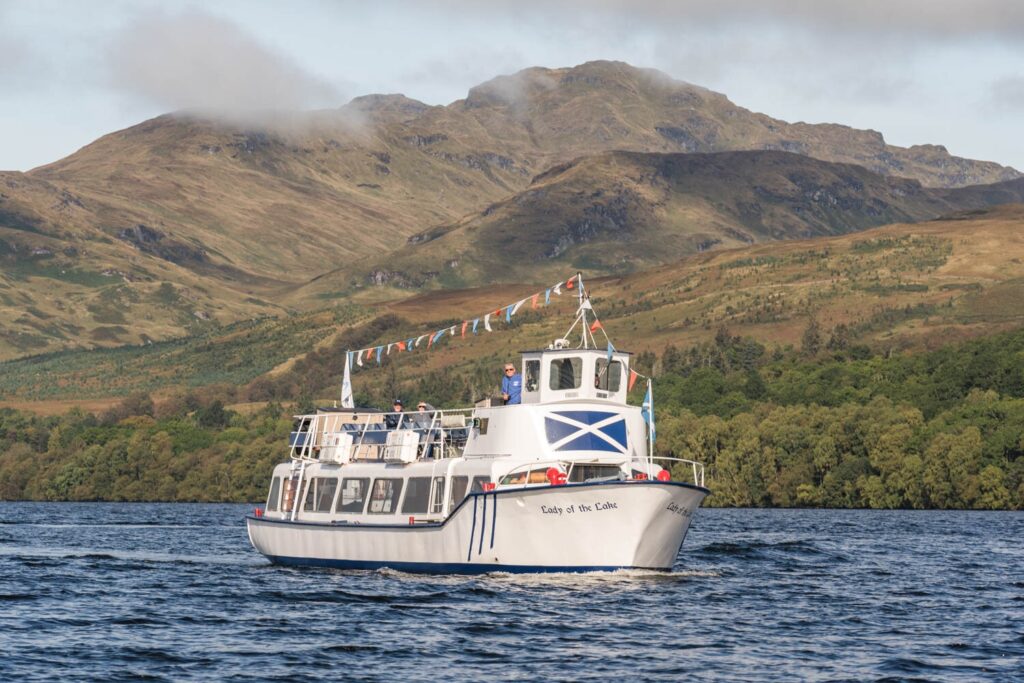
[2,60,1019,360]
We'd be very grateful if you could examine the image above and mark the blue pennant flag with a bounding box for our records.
[607,341,615,363]
[544,288,551,306]
[505,306,511,323]
[472,318,479,334]
[432,329,446,345]
[375,346,383,364]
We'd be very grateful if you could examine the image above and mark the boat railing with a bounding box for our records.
[644,456,705,488]
[288,408,478,463]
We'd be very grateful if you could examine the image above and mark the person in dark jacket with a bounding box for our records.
[384,399,404,429]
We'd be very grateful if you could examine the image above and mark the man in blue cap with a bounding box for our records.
[501,363,522,405]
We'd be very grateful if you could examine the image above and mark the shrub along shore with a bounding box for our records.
[1,326,1022,508]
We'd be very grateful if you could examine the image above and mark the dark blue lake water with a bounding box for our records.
[0,504,1020,681]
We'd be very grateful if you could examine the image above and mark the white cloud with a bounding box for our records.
[105,8,343,114]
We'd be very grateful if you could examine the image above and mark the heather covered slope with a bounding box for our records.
[1,60,1021,358]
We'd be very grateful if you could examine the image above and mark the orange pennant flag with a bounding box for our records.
[589,320,603,332]
[531,293,539,309]
[365,348,374,360]
[461,321,468,338]
[566,276,575,290]
[397,341,407,351]
[628,369,639,392]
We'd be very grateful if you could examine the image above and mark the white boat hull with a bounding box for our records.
[246,481,708,573]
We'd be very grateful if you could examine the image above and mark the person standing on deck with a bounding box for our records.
[384,399,404,429]
[501,363,522,405]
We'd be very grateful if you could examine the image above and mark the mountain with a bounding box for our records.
[6,203,1024,408]
[1,60,1021,359]
[334,150,1024,290]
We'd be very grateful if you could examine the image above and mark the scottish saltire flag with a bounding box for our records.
[607,341,615,363]
[641,380,656,442]
[544,410,628,453]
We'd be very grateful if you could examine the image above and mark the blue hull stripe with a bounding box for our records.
[466,495,478,561]
[265,555,654,575]
[489,492,497,549]
[478,494,487,555]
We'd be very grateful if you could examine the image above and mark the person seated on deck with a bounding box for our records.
[384,399,404,430]
[501,363,522,405]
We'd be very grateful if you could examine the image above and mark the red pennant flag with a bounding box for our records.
[461,321,468,338]
[365,348,374,360]
[531,293,539,309]
[566,276,575,290]
[397,341,407,351]
[589,320,603,332]
[493,309,501,318]
[628,369,639,392]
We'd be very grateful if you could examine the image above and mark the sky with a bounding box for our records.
[2,0,1024,172]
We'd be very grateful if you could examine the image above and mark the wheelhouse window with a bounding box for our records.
[524,360,541,393]
[595,359,623,392]
[448,476,469,509]
[549,357,582,390]
[303,477,338,513]
[368,478,404,514]
[402,477,432,514]
[336,477,369,513]
[470,476,491,493]
[266,477,281,512]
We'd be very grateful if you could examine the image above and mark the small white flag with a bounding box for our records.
[340,352,354,408]
[484,313,492,332]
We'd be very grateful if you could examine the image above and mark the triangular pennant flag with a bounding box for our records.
[544,289,551,306]
[628,369,639,392]
[505,306,512,323]
[357,350,364,367]
[449,325,456,336]
[415,334,428,348]
[531,293,539,309]
[406,339,414,350]
[589,320,603,332]
[472,318,479,334]
[429,329,445,347]
[581,298,593,310]
[398,341,407,352]
[553,282,562,296]
[484,314,492,332]
[375,346,383,364]
[365,348,374,361]
[511,298,527,315]
[566,276,575,290]
[607,341,615,363]
[386,343,393,355]
[461,321,468,338]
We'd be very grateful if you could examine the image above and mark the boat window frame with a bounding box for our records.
[448,475,469,508]
[266,476,281,512]
[469,475,491,493]
[336,477,370,514]
[303,476,339,513]
[524,359,541,394]
[595,358,623,392]
[549,356,583,391]
[401,476,433,514]
[368,477,404,515]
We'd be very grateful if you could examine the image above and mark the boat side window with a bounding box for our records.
[469,475,491,493]
[595,359,622,392]
[368,478,404,514]
[549,357,582,390]
[336,477,369,513]
[303,477,339,513]
[429,476,445,514]
[569,465,623,483]
[402,477,432,514]
[266,476,281,512]
[524,360,540,392]
[500,468,551,485]
[448,476,469,508]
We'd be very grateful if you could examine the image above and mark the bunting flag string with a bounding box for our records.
[346,273,580,370]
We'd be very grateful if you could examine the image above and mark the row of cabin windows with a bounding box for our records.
[266,474,491,515]
[521,358,623,393]
[498,463,623,486]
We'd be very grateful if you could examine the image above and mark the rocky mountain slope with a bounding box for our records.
[1,60,1020,359]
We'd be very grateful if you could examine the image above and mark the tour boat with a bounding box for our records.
[246,279,709,573]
